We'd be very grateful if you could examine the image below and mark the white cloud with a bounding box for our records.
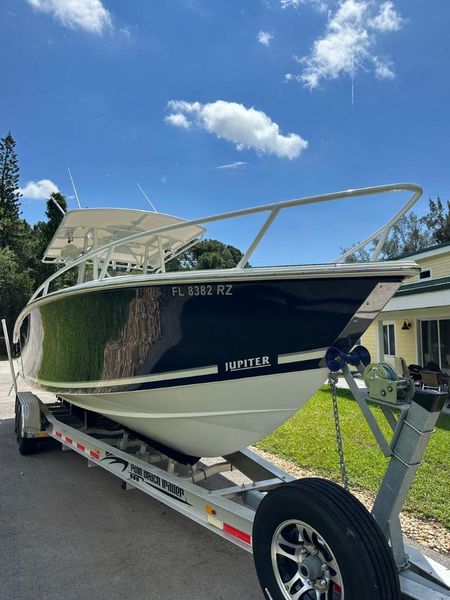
[165,100,308,160]
[19,179,59,200]
[214,161,248,170]
[27,0,112,34]
[258,31,273,46]
[369,1,402,32]
[164,113,191,129]
[374,57,395,79]
[280,0,302,7]
[291,0,402,89]
[280,0,328,11]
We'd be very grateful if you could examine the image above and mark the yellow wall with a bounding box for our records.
[395,321,417,365]
[410,252,450,282]
[361,321,378,361]
[361,319,417,365]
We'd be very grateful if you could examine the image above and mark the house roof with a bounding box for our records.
[394,240,450,261]
[395,275,450,297]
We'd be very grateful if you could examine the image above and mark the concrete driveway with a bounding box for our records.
[0,361,262,600]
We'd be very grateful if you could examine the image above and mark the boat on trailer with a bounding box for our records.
[14,183,421,457]
[5,182,450,600]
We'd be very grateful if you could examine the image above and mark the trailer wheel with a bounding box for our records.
[15,402,38,455]
[253,478,400,600]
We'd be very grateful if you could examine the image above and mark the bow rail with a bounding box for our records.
[29,182,423,303]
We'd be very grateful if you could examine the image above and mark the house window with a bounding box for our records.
[421,318,450,371]
[383,323,396,356]
[421,320,439,366]
[419,269,431,279]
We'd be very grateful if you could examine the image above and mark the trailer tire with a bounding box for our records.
[253,477,400,600]
[15,402,38,455]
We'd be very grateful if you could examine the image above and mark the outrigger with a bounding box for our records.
[3,317,450,600]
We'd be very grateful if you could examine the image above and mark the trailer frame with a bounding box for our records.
[11,387,450,600]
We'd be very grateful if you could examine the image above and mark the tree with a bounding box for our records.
[32,193,68,285]
[166,239,246,271]
[342,212,433,261]
[381,213,432,258]
[0,247,34,342]
[0,132,21,250]
[34,193,67,254]
[421,197,450,244]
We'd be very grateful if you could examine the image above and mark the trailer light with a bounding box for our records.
[205,505,216,515]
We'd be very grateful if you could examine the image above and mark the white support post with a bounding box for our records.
[99,246,114,280]
[158,237,166,273]
[143,244,149,275]
[77,263,86,284]
[237,208,280,269]
[371,226,391,261]
[93,257,99,280]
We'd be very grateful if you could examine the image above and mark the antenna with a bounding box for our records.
[68,167,82,209]
[51,195,66,216]
[137,183,157,212]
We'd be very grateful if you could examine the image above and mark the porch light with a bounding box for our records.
[401,321,412,331]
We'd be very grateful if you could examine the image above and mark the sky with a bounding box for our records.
[1,0,449,266]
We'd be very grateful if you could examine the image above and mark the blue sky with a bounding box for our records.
[1,0,449,266]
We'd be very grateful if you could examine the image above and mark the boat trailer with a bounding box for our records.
[3,321,450,600]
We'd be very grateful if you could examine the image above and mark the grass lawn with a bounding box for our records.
[257,385,450,529]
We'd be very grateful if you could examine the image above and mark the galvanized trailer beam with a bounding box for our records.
[340,365,450,598]
[372,390,446,568]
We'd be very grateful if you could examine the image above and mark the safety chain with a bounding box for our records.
[328,372,349,491]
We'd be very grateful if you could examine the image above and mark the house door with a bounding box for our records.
[420,319,450,373]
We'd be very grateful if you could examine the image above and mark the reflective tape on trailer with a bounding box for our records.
[223,523,252,545]
[207,513,252,545]
[51,427,100,461]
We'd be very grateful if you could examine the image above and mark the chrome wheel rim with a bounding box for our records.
[270,519,344,600]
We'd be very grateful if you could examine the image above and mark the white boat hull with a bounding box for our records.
[61,367,329,457]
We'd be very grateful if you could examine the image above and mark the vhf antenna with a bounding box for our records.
[137,183,157,212]
[50,196,66,216]
[68,167,82,209]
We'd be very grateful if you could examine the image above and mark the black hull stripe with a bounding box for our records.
[33,358,324,394]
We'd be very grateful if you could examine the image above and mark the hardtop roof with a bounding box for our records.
[43,207,205,267]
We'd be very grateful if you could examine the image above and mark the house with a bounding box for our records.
[361,242,450,373]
